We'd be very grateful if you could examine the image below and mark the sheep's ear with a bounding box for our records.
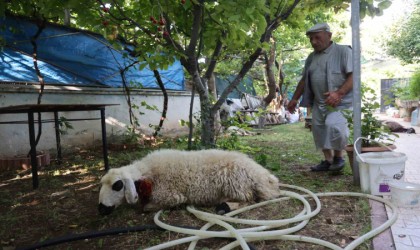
[123,179,138,204]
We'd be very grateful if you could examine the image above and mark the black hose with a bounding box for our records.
[17,224,163,250]
[18,224,258,250]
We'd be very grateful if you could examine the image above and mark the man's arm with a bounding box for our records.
[324,72,353,107]
[287,77,305,113]
[337,72,353,96]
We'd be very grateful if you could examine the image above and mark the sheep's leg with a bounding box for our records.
[142,202,161,212]
[143,192,187,212]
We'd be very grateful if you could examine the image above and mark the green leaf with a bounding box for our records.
[378,0,392,10]
[138,63,147,71]
[360,8,367,19]
[98,239,104,248]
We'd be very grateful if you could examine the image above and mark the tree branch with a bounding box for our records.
[263,40,277,105]
[213,47,263,113]
[204,39,223,80]
[152,70,168,137]
[186,3,202,56]
[268,0,301,32]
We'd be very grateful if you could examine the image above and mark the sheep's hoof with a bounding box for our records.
[215,202,231,215]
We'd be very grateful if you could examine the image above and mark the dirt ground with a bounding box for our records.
[0,146,373,250]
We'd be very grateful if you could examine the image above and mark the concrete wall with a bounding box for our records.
[0,84,200,157]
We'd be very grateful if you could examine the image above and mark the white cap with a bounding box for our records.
[306,23,331,35]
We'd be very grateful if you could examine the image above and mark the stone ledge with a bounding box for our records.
[0,152,50,171]
[370,199,396,249]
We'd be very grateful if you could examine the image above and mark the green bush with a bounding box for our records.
[342,85,397,147]
[409,68,420,99]
[389,80,413,101]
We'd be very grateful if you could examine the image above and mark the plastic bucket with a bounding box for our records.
[355,137,407,196]
[389,181,420,208]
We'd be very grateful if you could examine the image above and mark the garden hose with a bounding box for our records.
[17,225,164,250]
[18,184,398,250]
[148,184,398,250]
[17,221,256,250]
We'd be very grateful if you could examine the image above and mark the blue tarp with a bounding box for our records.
[0,16,185,90]
[215,75,256,99]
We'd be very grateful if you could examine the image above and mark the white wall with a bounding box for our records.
[0,84,200,157]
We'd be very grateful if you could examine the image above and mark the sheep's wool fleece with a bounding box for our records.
[131,149,280,208]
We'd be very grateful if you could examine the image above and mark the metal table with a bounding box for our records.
[0,104,118,189]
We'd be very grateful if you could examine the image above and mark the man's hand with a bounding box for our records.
[287,99,298,113]
[324,91,343,107]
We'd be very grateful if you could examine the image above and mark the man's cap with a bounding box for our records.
[306,23,331,35]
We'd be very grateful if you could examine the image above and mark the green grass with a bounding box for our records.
[238,123,362,194]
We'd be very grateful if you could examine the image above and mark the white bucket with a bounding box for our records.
[389,181,420,208]
[355,138,407,196]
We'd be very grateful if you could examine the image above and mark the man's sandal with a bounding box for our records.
[310,160,331,171]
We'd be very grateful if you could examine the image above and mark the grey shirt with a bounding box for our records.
[300,42,353,110]
[308,44,330,114]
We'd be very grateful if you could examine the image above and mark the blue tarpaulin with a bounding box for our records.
[215,75,256,99]
[0,16,185,90]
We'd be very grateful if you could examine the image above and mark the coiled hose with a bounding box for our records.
[148,184,398,250]
[19,184,398,250]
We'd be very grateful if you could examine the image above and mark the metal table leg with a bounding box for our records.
[100,108,109,171]
[54,111,62,164]
[28,111,39,189]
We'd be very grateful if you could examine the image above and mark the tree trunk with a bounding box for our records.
[208,73,222,135]
[263,39,278,107]
[257,40,279,128]
[200,98,216,148]
[258,115,266,129]
[185,62,217,148]
[152,70,168,137]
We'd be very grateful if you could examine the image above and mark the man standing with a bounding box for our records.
[287,23,353,172]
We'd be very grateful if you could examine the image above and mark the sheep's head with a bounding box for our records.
[98,169,139,216]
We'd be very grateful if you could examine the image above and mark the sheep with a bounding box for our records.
[98,149,280,215]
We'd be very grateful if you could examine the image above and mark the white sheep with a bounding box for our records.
[98,149,280,215]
